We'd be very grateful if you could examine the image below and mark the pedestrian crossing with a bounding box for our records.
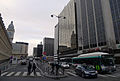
[1,71,42,77]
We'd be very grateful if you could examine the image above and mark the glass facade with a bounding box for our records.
[81,0,89,49]
[109,0,120,44]
[75,0,106,50]
[94,0,106,46]
[86,0,97,48]
[59,0,77,54]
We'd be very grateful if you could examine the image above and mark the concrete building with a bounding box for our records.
[33,47,37,57]
[54,0,120,63]
[43,37,54,56]
[37,44,43,57]
[0,14,12,62]
[43,37,54,61]
[12,42,29,59]
[7,21,15,43]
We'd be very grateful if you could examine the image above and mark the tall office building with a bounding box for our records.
[7,21,15,43]
[33,47,37,57]
[43,37,54,56]
[37,44,43,57]
[55,0,120,61]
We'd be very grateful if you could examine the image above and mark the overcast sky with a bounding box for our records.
[0,0,70,56]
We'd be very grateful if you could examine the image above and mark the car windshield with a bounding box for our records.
[82,65,95,70]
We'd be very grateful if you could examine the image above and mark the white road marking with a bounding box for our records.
[30,72,34,76]
[67,72,78,77]
[115,73,120,77]
[14,72,21,76]
[106,74,117,77]
[59,72,62,74]
[36,72,41,76]
[1,72,8,76]
[22,72,28,76]
[6,72,15,76]
[98,74,108,77]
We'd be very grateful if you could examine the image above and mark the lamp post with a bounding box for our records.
[51,14,66,64]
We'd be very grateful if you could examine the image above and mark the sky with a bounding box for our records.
[0,0,70,56]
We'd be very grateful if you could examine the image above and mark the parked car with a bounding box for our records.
[60,62,70,69]
[20,59,27,65]
[75,64,98,78]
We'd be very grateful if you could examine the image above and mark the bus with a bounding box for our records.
[72,52,116,73]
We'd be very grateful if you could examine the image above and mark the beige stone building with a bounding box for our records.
[12,42,29,59]
[0,14,12,62]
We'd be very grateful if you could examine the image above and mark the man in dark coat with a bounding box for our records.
[28,61,32,75]
[32,62,36,74]
[51,63,55,74]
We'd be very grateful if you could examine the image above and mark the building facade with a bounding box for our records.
[12,42,29,59]
[58,0,78,58]
[37,44,43,57]
[43,37,54,56]
[33,47,37,57]
[55,0,120,63]
[0,14,12,62]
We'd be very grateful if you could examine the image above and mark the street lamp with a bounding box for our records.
[51,14,66,64]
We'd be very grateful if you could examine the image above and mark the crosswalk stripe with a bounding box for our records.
[1,71,42,77]
[36,72,41,76]
[6,72,15,76]
[1,72,8,76]
[14,72,21,76]
[67,72,78,77]
[22,72,28,76]
[59,72,62,74]
[30,72,34,76]
[98,74,108,77]
[106,75,117,77]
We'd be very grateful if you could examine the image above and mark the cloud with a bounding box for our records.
[0,0,70,55]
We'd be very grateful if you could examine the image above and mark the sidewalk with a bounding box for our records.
[35,61,67,79]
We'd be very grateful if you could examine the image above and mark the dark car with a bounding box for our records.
[75,64,98,78]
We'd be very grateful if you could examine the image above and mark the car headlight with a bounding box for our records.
[114,66,116,69]
[84,71,90,74]
[95,71,98,74]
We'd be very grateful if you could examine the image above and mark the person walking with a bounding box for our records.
[32,62,36,74]
[56,63,59,75]
[27,61,32,75]
[51,63,55,74]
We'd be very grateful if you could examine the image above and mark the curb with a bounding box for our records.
[35,62,68,79]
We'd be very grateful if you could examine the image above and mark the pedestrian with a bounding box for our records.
[62,67,65,75]
[56,63,59,75]
[51,63,55,74]
[32,62,36,74]
[27,61,32,75]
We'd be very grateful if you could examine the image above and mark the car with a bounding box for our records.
[20,59,27,65]
[60,62,70,69]
[75,64,98,78]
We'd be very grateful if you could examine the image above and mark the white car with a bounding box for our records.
[61,62,70,69]
[20,59,27,65]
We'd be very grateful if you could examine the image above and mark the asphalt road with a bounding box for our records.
[0,61,120,81]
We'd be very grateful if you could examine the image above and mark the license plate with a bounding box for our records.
[91,73,95,75]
